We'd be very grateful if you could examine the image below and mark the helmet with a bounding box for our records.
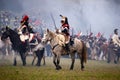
[60,15,68,24]
[22,15,29,22]
[114,29,118,34]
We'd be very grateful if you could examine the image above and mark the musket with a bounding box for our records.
[50,13,57,30]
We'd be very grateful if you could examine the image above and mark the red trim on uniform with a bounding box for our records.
[62,23,69,29]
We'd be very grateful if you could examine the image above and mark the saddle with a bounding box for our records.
[62,33,74,45]
[62,34,74,52]
[56,30,74,53]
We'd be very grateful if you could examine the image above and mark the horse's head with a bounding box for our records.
[42,29,54,44]
[1,26,10,41]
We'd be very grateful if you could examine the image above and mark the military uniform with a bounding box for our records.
[112,34,120,47]
[60,15,70,52]
[112,29,120,47]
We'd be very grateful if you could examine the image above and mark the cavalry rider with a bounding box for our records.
[60,15,70,51]
[18,15,34,35]
[18,15,34,48]
[112,29,120,48]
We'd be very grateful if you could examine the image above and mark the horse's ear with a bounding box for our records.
[47,28,49,32]
[6,26,9,30]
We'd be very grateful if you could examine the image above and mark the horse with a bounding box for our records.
[42,29,87,70]
[1,26,45,66]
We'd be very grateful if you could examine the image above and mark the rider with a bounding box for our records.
[60,15,70,51]
[18,15,34,50]
[112,29,120,47]
[18,15,34,35]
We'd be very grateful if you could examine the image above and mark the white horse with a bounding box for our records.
[42,29,87,70]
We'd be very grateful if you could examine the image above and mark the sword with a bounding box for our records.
[50,13,57,30]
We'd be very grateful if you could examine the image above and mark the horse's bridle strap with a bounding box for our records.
[52,44,59,50]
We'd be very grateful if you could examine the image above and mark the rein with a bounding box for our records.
[48,34,59,50]
[52,44,59,50]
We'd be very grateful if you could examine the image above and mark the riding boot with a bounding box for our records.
[25,39,30,51]
[65,43,70,55]
[70,37,74,46]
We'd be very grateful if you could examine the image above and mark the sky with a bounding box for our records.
[0,0,120,39]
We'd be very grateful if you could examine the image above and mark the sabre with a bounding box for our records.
[50,13,57,30]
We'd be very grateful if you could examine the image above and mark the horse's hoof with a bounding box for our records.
[23,63,26,66]
[56,67,60,70]
[59,66,62,69]
[81,68,85,71]
[13,64,16,66]
[70,68,73,70]
[56,68,59,70]
[70,67,73,70]
[35,63,41,66]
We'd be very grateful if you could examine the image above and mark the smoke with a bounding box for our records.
[80,0,120,37]
[0,0,23,13]
[1,0,120,38]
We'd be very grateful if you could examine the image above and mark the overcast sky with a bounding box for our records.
[0,0,120,39]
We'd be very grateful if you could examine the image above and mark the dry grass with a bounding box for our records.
[0,55,120,80]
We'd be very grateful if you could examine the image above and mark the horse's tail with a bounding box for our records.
[82,41,87,63]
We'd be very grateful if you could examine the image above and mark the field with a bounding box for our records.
[0,55,120,80]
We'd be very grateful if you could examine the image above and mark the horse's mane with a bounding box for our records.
[7,28,21,43]
[46,29,65,46]
[9,28,19,37]
[48,30,56,38]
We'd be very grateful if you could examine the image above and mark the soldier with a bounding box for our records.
[18,15,34,50]
[60,15,70,51]
[18,15,34,35]
[112,29,120,47]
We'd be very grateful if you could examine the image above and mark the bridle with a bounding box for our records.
[44,34,59,50]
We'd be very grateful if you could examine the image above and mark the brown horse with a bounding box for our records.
[42,29,87,70]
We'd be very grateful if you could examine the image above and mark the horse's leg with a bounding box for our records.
[31,52,36,65]
[20,52,26,66]
[78,52,85,71]
[43,55,46,65]
[23,53,26,66]
[36,53,41,66]
[81,54,85,71]
[35,50,40,66]
[13,50,17,66]
[57,55,62,70]
[53,54,58,69]
[41,48,45,65]
[70,53,75,70]
[36,48,45,66]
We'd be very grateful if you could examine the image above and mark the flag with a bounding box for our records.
[89,32,93,38]
[34,19,41,26]
[76,31,82,37]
